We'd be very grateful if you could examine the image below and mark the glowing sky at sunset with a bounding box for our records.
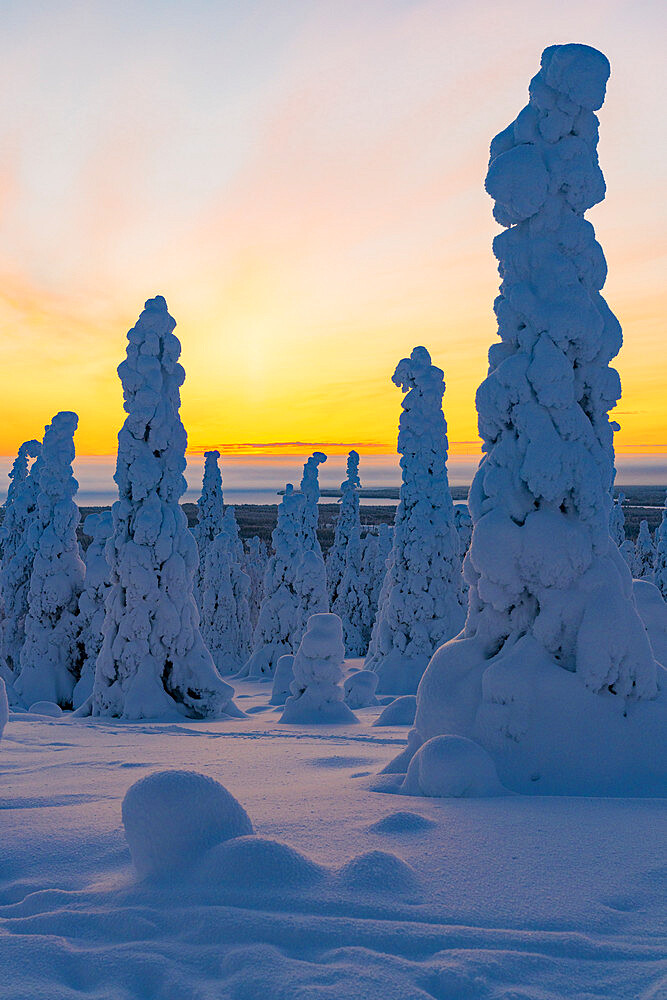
[0,0,665,460]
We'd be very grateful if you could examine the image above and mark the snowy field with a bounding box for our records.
[2,669,665,1000]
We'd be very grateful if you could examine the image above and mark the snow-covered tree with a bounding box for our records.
[327,450,361,605]
[361,524,393,628]
[365,347,465,694]
[655,498,667,600]
[454,505,473,561]
[332,525,370,657]
[296,548,329,638]
[15,412,85,708]
[242,484,306,677]
[193,450,224,606]
[632,520,656,581]
[92,295,239,719]
[299,452,326,557]
[281,613,356,724]
[391,45,660,794]
[0,440,41,685]
[73,511,113,709]
[244,536,267,631]
[609,491,626,548]
[200,524,252,675]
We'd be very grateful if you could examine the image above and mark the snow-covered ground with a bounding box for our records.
[2,667,664,1000]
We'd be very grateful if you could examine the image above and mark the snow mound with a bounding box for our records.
[198,836,326,889]
[281,614,357,724]
[633,580,667,666]
[0,678,7,738]
[27,701,63,718]
[372,694,417,727]
[402,736,507,798]
[269,654,294,706]
[122,770,253,879]
[368,811,436,834]
[338,850,419,895]
[344,669,378,708]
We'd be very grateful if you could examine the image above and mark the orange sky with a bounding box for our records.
[0,1,665,459]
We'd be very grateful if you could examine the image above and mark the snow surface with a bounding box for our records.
[0,689,665,998]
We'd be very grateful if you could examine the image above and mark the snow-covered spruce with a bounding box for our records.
[361,524,393,628]
[15,413,85,708]
[72,511,113,709]
[244,535,267,631]
[632,520,656,582]
[92,296,239,719]
[388,45,663,796]
[241,485,306,677]
[299,452,327,558]
[0,439,41,686]
[365,347,465,694]
[454,504,473,561]
[193,450,224,607]
[281,613,357,724]
[655,498,667,601]
[296,548,329,640]
[327,450,361,606]
[200,518,252,675]
[609,491,626,548]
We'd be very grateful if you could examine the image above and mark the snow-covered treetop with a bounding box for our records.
[342,450,360,493]
[37,412,80,509]
[5,440,40,509]
[299,452,327,554]
[195,450,224,545]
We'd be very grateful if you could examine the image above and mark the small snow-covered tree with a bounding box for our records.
[280,613,357,724]
[365,347,465,694]
[632,520,656,581]
[193,450,224,606]
[299,452,327,557]
[361,524,393,626]
[15,412,85,708]
[244,536,267,631]
[200,524,252,675]
[242,484,306,677]
[92,296,239,719]
[332,521,370,656]
[0,440,41,684]
[609,491,626,548]
[655,498,667,600]
[73,511,113,709]
[327,450,361,606]
[393,45,660,794]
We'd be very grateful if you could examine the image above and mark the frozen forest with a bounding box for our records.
[1,36,665,1000]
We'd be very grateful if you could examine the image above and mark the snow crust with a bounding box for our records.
[366,347,465,694]
[122,769,254,879]
[15,413,85,709]
[92,296,238,719]
[281,613,357,724]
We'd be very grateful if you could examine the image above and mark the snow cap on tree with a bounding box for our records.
[15,412,85,708]
[365,346,465,694]
[92,296,239,719]
[389,45,661,795]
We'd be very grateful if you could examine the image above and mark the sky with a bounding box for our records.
[0,0,665,462]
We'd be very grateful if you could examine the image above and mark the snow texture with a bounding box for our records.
[122,770,253,879]
[365,346,465,694]
[655,498,667,600]
[242,485,307,677]
[390,46,664,796]
[92,296,238,720]
[244,535,268,631]
[27,700,63,717]
[15,413,85,709]
[197,836,326,889]
[632,519,656,581]
[281,613,358,724]
[73,511,113,709]
[344,668,379,708]
[402,735,507,798]
[200,515,252,675]
[193,450,224,607]
[0,439,42,686]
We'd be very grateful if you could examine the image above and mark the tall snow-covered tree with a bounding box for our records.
[632,520,656,581]
[609,491,626,548]
[0,440,41,685]
[655,497,667,600]
[92,296,239,719]
[193,450,224,606]
[73,511,113,709]
[242,484,307,677]
[200,524,252,675]
[361,524,393,629]
[299,452,326,557]
[327,450,361,606]
[393,45,660,793]
[15,412,85,708]
[365,347,465,694]
[244,536,267,631]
